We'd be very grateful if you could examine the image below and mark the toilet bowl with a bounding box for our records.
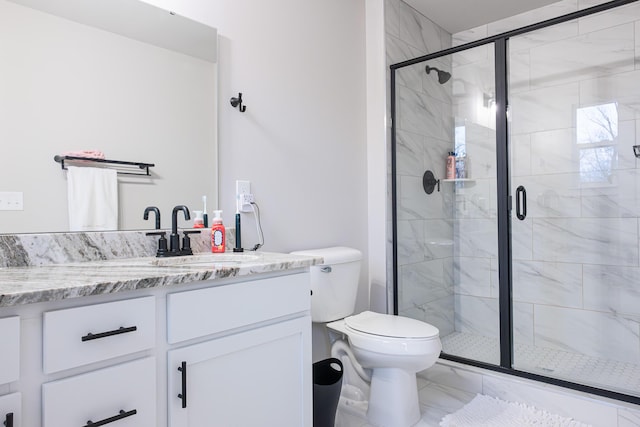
[291,247,442,427]
[329,311,441,427]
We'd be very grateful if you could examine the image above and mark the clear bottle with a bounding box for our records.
[455,156,466,179]
[446,152,456,179]
[193,210,205,228]
[210,210,225,253]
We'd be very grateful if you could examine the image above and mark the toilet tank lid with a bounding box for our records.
[290,246,362,264]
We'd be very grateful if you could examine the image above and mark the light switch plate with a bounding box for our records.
[0,192,23,210]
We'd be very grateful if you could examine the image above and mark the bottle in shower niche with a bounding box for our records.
[211,210,225,253]
[446,152,456,179]
[455,155,466,179]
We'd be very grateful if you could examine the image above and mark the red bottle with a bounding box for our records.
[211,210,225,253]
[446,152,456,179]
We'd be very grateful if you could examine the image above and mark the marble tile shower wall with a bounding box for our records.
[452,0,640,364]
[385,0,455,334]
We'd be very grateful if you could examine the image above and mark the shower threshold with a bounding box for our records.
[441,331,640,396]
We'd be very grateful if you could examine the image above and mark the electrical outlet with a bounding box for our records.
[0,192,23,211]
[236,180,252,212]
[240,193,254,206]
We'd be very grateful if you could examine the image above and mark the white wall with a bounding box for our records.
[143,0,371,321]
[366,0,389,314]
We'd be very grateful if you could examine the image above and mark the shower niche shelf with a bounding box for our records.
[426,238,453,247]
[423,170,476,194]
[443,178,476,192]
[442,179,475,183]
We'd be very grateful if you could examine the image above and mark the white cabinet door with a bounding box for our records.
[42,357,156,427]
[0,317,20,385]
[168,317,312,427]
[0,393,21,427]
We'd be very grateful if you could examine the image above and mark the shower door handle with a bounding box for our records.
[515,185,527,220]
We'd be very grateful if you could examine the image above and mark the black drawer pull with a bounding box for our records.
[4,412,13,427]
[178,361,187,408]
[85,409,136,426]
[81,326,137,342]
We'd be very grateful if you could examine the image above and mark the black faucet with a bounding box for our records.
[143,206,161,229]
[170,205,191,254]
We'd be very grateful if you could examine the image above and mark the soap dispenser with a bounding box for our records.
[193,210,205,228]
[211,210,225,253]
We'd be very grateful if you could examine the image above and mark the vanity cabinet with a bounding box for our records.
[1,269,312,427]
[166,273,312,427]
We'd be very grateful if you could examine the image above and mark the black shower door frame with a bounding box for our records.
[390,0,640,405]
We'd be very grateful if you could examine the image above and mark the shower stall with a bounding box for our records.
[391,0,640,403]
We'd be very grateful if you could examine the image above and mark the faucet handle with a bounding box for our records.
[146,231,169,257]
[181,230,201,256]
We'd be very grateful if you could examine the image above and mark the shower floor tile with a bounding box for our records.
[441,331,640,396]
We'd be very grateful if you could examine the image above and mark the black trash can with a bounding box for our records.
[313,357,344,427]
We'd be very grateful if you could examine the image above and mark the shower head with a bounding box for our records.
[425,65,451,84]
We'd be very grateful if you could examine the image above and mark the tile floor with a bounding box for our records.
[334,332,640,427]
[441,332,640,395]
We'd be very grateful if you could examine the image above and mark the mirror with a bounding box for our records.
[0,0,218,233]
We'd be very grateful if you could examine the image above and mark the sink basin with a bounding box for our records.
[151,253,260,267]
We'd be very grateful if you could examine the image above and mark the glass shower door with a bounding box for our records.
[508,14,640,396]
[394,44,501,366]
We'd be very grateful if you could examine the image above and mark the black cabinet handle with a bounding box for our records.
[178,361,187,409]
[81,326,137,342]
[516,185,527,220]
[85,409,136,426]
[4,412,13,427]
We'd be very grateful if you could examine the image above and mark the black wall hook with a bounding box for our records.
[230,92,247,112]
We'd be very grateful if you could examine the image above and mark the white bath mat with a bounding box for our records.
[440,394,592,427]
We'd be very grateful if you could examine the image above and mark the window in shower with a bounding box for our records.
[576,103,619,184]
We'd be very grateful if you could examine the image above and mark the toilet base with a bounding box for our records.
[367,368,421,427]
[337,384,369,419]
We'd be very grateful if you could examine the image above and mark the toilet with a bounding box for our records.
[291,247,442,427]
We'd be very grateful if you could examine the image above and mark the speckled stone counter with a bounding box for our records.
[0,231,322,307]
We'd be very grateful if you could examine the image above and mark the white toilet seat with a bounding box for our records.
[345,311,439,339]
[344,311,441,356]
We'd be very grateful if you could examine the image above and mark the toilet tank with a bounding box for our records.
[291,247,362,323]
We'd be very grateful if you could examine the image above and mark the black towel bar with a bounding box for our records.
[54,155,154,176]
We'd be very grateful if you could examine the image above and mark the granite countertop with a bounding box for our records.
[0,251,322,307]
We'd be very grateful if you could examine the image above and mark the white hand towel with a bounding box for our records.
[67,166,118,231]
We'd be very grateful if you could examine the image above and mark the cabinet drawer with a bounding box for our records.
[0,317,20,385]
[0,393,21,427]
[167,273,310,343]
[43,296,155,373]
[42,357,156,427]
